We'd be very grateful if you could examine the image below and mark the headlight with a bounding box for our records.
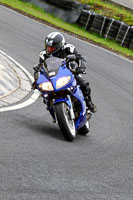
[39,81,54,91]
[56,76,71,89]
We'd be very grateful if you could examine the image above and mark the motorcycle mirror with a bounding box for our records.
[66,54,76,61]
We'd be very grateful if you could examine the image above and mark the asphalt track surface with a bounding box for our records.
[0,5,133,200]
[111,0,133,10]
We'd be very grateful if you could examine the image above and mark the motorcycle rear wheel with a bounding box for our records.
[54,102,76,141]
[78,120,90,135]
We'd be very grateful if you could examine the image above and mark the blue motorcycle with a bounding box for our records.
[36,55,92,141]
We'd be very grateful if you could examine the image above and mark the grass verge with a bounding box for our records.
[77,0,133,25]
[0,0,133,60]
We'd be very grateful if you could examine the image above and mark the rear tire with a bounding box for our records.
[54,102,76,141]
[78,120,90,135]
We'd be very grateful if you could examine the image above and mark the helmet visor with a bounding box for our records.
[46,46,56,54]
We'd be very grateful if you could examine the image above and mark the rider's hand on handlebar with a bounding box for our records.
[70,63,76,70]
[76,67,86,74]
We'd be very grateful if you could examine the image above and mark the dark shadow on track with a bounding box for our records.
[29,123,64,141]
[14,115,65,141]
[13,113,91,142]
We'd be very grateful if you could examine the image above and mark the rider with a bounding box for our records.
[32,32,96,113]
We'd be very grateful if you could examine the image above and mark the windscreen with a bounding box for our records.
[44,57,64,73]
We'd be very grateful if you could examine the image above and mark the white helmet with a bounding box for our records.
[44,32,65,55]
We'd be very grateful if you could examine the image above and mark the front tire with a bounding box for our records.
[54,102,76,141]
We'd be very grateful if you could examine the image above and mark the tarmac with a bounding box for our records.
[110,0,133,11]
[0,0,132,109]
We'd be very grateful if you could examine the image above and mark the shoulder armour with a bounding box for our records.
[64,43,75,53]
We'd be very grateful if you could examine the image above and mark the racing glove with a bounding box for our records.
[76,67,86,74]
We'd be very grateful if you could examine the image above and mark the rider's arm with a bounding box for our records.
[73,48,87,74]
[64,43,87,72]
[32,50,48,89]
[33,50,49,71]
[73,49,86,68]
[39,50,48,65]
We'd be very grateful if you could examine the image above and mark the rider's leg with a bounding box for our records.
[75,75,97,113]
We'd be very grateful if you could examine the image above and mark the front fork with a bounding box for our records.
[43,94,56,123]
[66,95,75,120]
[43,94,75,123]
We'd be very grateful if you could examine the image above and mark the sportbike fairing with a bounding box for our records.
[36,57,87,130]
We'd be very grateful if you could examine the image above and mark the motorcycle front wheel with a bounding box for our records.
[54,102,76,141]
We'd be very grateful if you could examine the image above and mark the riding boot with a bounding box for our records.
[84,92,97,113]
[75,75,97,113]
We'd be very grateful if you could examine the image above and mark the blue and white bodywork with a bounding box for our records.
[37,56,91,141]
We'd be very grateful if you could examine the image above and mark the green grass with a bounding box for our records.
[77,0,133,25]
[0,0,133,59]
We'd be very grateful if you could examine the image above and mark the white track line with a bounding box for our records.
[0,50,40,112]
[0,90,39,112]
